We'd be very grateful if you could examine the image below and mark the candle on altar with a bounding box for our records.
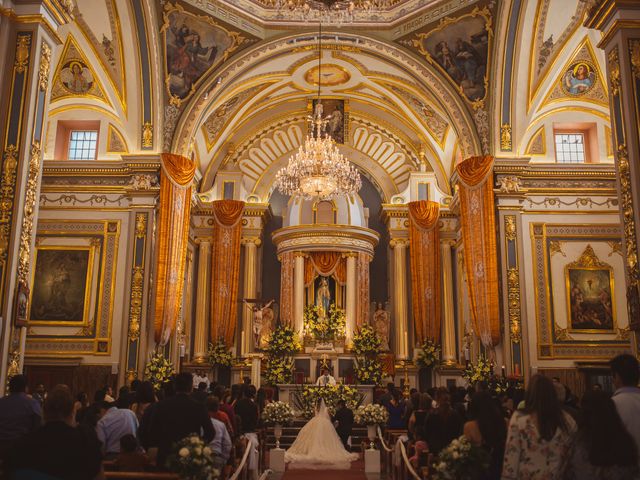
[502,365,506,378]
[240,330,245,355]
[404,331,409,359]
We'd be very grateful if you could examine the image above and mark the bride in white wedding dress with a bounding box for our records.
[285,400,359,469]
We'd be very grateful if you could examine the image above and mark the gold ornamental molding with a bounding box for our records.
[272,225,379,256]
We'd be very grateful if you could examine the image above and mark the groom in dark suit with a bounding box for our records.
[333,400,354,451]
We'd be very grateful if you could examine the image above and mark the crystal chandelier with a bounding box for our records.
[275,24,361,199]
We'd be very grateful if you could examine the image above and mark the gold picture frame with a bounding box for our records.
[565,245,616,333]
[28,245,96,326]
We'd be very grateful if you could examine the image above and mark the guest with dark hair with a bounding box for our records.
[4,384,102,480]
[386,389,406,429]
[145,372,214,468]
[192,381,208,405]
[234,384,259,434]
[207,396,232,471]
[423,387,463,455]
[463,391,507,480]
[114,433,150,472]
[74,392,89,424]
[610,353,640,459]
[561,390,638,479]
[334,399,354,450]
[377,382,395,408]
[81,388,106,428]
[502,374,576,479]
[213,385,236,437]
[0,374,41,456]
[408,393,431,440]
[256,387,271,415]
[131,380,156,421]
[116,385,132,409]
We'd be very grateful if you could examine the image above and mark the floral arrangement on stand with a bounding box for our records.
[489,375,524,397]
[303,304,346,342]
[431,435,490,480]
[166,434,220,480]
[354,403,389,426]
[262,401,295,425]
[206,339,233,367]
[415,338,441,368]
[352,325,384,385]
[292,384,364,419]
[462,355,493,387]
[144,350,175,391]
[263,324,301,386]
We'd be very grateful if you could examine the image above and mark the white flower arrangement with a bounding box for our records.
[354,403,389,426]
[261,401,294,425]
[431,435,489,480]
[166,434,220,480]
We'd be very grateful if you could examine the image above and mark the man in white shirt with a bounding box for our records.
[96,401,138,459]
[611,354,640,461]
[316,368,336,386]
[193,370,210,390]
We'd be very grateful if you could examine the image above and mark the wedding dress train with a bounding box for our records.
[285,400,359,469]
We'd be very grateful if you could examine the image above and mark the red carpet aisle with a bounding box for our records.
[281,459,368,480]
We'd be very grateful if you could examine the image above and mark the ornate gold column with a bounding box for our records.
[241,238,260,355]
[391,239,409,360]
[585,3,640,344]
[193,240,211,363]
[441,240,457,365]
[293,252,306,337]
[345,253,357,344]
[0,4,69,388]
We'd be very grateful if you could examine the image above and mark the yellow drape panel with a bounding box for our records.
[210,199,244,346]
[153,153,196,345]
[356,253,371,327]
[304,252,346,285]
[456,155,501,347]
[408,201,441,343]
[279,252,295,326]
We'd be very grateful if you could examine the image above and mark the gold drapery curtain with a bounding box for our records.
[279,252,295,326]
[408,201,441,343]
[456,155,501,347]
[304,252,346,285]
[153,153,196,345]
[356,253,371,327]
[210,199,244,346]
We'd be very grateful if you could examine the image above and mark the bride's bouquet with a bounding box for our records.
[354,404,389,426]
[262,401,294,425]
[165,434,220,480]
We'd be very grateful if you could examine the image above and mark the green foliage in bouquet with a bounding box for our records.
[144,350,175,391]
[432,435,490,480]
[265,324,301,356]
[354,404,389,426]
[354,357,383,386]
[261,401,294,425]
[292,384,364,419]
[264,356,293,385]
[462,355,493,387]
[304,304,346,341]
[165,434,219,480]
[352,325,382,356]
[206,339,233,367]
[415,338,441,368]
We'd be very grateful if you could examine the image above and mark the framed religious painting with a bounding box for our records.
[565,245,616,333]
[309,98,348,144]
[29,246,95,325]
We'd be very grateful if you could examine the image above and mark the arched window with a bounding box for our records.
[314,200,336,224]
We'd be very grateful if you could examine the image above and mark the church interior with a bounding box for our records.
[0,0,638,407]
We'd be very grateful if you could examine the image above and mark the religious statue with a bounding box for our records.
[372,302,390,351]
[244,299,275,349]
[316,277,331,319]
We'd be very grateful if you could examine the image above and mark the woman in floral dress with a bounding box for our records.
[501,375,576,480]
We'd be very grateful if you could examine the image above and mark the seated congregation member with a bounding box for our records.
[114,433,150,472]
[424,387,463,455]
[502,374,576,480]
[147,372,215,468]
[96,397,139,458]
[0,374,41,457]
[207,397,232,471]
[561,390,638,479]
[463,392,507,480]
[4,385,102,480]
[610,354,640,459]
[386,389,406,429]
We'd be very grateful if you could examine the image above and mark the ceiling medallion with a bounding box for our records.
[275,24,361,199]
[304,64,351,86]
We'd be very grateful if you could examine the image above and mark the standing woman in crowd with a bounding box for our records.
[501,374,576,480]
[407,393,432,440]
[386,389,406,429]
[424,387,464,455]
[463,391,507,480]
[561,390,638,479]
